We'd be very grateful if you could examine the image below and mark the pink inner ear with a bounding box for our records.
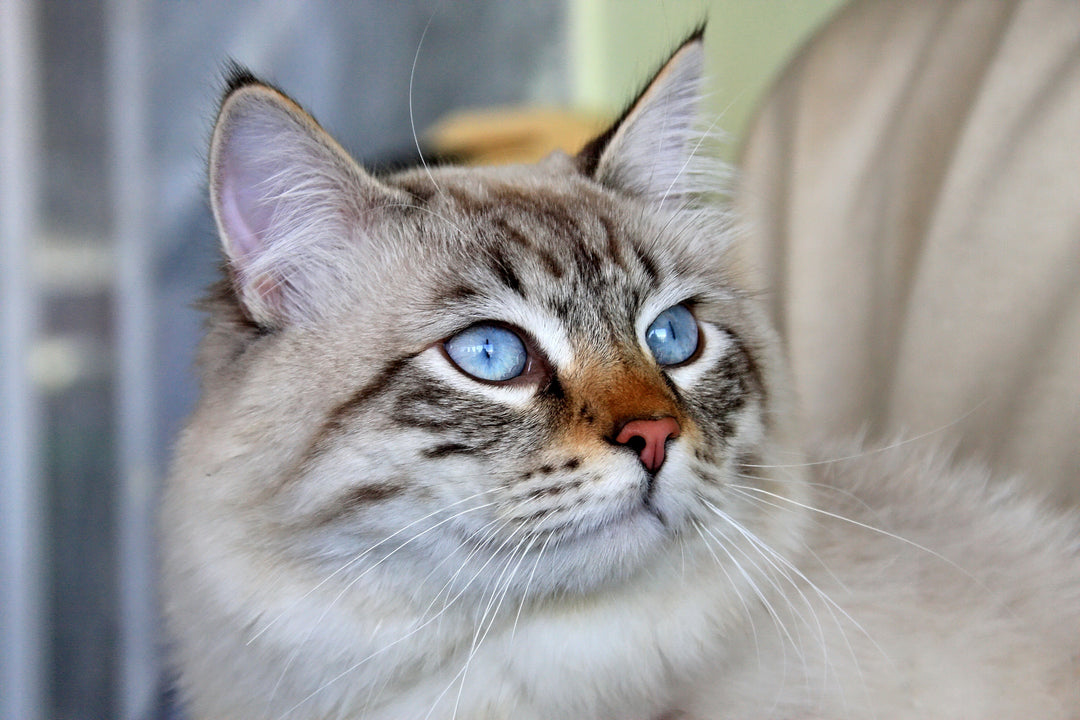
[216,119,287,266]
[218,170,262,263]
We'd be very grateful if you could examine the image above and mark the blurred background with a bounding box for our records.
[0,1,844,718]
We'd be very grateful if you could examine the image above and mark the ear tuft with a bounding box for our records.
[578,28,711,208]
[208,77,392,328]
[221,61,262,97]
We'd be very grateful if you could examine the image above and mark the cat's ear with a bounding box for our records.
[209,69,392,328]
[578,28,706,206]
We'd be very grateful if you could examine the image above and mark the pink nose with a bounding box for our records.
[615,417,681,472]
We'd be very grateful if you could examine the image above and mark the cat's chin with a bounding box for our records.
[524,503,678,597]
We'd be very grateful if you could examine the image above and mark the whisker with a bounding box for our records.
[434,515,526,623]
[728,484,980,585]
[249,490,492,644]
[704,496,885,704]
[705,501,823,651]
[695,520,799,672]
[451,530,537,719]
[742,401,989,471]
[511,532,555,642]
[427,514,512,617]
[734,469,882,524]
[409,5,448,203]
[269,505,498,719]
[330,501,500,609]
[275,508,525,720]
[657,107,729,212]
[692,521,762,662]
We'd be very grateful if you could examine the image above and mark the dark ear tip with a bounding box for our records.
[685,21,707,46]
[222,61,262,97]
[218,63,300,121]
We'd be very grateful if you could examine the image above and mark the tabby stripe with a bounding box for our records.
[299,355,414,467]
[629,240,660,288]
[491,189,585,248]
[598,214,626,272]
[328,356,412,424]
[725,331,766,405]
[311,482,407,524]
[489,246,525,297]
[570,237,604,284]
[422,442,475,458]
[338,483,405,505]
[536,247,565,279]
[492,215,566,279]
[735,450,763,478]
[534,205,584,249]
[522,478,583,501]
[393,385,458,431]
[393,176,438,204]
[435,284,480,305]
[445,184,488,216]
[491,216,531,248]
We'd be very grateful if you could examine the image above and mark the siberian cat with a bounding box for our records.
[162,30,1080,719]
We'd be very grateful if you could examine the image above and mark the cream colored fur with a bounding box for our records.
[736,0,1080,504]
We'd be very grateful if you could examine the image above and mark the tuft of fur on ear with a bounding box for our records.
[579,28,712,209]
[209,70,394,328]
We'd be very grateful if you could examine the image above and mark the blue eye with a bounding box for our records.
[445,324,528,382]
[645,304,699,366]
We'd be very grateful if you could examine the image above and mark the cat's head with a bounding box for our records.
[183,31,802,607]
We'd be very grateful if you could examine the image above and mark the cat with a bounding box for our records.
[162,29,1080,720]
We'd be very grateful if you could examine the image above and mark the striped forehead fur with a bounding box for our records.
[392,165,736,295]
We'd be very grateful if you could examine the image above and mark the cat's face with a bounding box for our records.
[254,166,776,601]
[174,36,799,632]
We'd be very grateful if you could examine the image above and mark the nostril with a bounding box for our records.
[614,417,680,472]
[624,435,647,455]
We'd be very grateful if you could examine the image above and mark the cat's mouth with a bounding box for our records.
[594,497,665,534]
[554,487,674,555]
[515,462,673,538]
[642,473,664,520]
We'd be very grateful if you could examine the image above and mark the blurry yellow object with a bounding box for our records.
[425,108,608,165]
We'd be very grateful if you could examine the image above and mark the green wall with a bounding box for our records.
[570,0,847,159]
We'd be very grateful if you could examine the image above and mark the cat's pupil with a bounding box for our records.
[646,304,699,366]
